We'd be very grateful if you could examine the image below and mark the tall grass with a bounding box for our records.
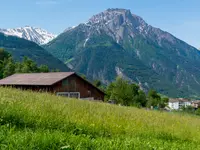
[0,87,200,149]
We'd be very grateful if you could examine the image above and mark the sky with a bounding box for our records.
[0,0,199,48]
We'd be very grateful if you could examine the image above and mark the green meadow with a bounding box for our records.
[0,87,200,150]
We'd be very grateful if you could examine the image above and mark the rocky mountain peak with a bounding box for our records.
[88,8,135,25]
[86,8,148,44]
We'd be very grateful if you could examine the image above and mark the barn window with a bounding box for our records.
[56,92,80,99]
[56,92,69,97]
[69,92,80,99]
[62,79,68,86]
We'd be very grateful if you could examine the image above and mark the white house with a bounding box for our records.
[168,98,191,110]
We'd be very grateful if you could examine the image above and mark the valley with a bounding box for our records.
[0,2,200,149]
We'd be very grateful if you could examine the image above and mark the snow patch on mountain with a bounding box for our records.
[84,38,89,47]
[0,26,56,45]
[64,25,78,32]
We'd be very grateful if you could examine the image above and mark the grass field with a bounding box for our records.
[0,88,200,150]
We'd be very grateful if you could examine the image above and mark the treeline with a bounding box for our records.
[0,48,55,79]
[104,77,169,109]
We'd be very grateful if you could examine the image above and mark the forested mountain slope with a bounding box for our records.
[44,9,200,98]
[0,33,69,71]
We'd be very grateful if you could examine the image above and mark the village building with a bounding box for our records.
[0,72,105,100]
[168,98,191,110]
[191,100,200,109]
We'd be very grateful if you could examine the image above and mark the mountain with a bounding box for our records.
[44,8,200,98]
[0,32,69,71]
[0,26,56,45]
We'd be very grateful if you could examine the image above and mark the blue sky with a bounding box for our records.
[0,0,199,48]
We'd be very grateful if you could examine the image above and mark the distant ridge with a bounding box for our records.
[0,26,56,45]
[0,32,69,71]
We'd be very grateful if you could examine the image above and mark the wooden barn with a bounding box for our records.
[0,72,105,100]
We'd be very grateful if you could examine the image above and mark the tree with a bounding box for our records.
[3,57,15,78]
[51,69,60,72]
[147,90,161,108]
[195,108,200,116]
[14,62,23,73]
[106,77,147,107]
[147,90,169,109]
[105,82,115,101]
[0,50,52,78]
[0,63,3,79]
[39,65,49,73]
[0,48,10,61]
[0,48,11,78]
[110,77,132,105]
[134,90,147,107]
[160,97,169,108]
[93,80,102,87]
[20,57,38,73]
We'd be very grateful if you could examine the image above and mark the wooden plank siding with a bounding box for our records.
[52,74,104,100]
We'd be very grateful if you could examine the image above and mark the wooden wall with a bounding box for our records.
[52,74,104,100]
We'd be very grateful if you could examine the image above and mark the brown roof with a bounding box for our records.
[192,100,200,104]
[169,98,190,103]
[0,72,75,86]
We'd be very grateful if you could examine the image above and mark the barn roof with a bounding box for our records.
[0,72,75,86]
